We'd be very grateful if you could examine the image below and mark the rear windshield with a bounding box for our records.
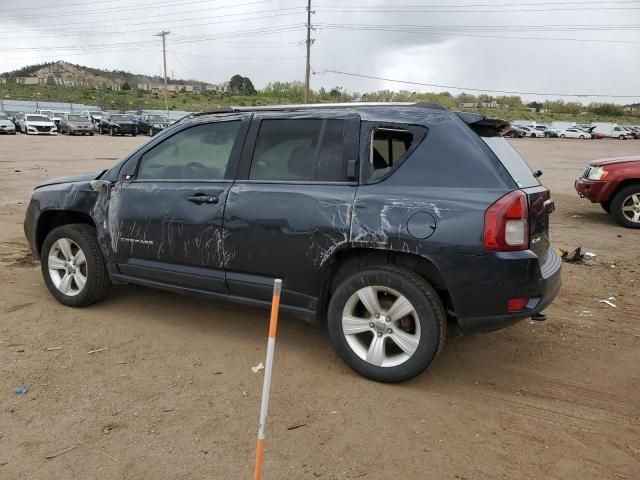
[482,137,540,188]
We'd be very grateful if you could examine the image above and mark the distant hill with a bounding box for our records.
[0,61,198,88]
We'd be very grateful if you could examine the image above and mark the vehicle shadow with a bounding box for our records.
[94,286,545,389]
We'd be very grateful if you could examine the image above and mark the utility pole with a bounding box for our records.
[155,30,170,115]
[304,0,312,104]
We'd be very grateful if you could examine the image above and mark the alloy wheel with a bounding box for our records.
[341,286,421,368]
[48,238,88,296]
[621,193,640,223]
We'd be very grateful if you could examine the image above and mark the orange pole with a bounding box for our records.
[253,279,282,480]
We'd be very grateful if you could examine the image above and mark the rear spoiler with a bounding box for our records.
[455,112,510,137]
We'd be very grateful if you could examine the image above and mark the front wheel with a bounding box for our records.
[610,184,640,228]
[619,135,625,140]
[41,224,110,307]
[560,134,565,138]
[579,135,585,139]
[327,266,446,383]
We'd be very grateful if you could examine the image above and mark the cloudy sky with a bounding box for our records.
[1,0,639,103]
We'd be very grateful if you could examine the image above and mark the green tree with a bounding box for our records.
[121,81,132,90]
[229,74,256,95]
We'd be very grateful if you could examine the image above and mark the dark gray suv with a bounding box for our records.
[24,103,561,382]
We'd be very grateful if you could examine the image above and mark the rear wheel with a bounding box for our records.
[327,266,446,383]
[560,134,565,138]
[610,184,640,228]
[41,224,110,306]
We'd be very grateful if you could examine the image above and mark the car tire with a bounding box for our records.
[90,132,94,136]
[610,184,640,229]
[601,201,611,213]
[41,224,110,307]
[560,134,565,138]
[326,265,446,383]
[619,135,625,140]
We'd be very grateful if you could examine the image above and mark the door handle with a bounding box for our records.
[186,194,218,205]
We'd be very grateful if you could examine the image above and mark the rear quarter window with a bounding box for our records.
[481,137,540,188]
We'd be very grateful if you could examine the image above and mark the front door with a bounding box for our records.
[108,116,249,293]
[222,112,360,310]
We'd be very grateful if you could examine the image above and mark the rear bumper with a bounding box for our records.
[575,178,607,203]
[452,247,562,335]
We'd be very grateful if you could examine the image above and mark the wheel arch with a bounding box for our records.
[316,247,451,323]
[36,210,96,256]
[610,178,640,198]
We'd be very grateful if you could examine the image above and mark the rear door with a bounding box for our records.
[108,115,250,293]
[222,112,360,309]
[481,136,552,261]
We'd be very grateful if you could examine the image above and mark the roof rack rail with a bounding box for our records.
[175,108,236,123]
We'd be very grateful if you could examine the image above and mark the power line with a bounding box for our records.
[314,24,640,44]
[0,9,306,39]
[1,0,273,20]
[315,69,640,98]
[0,0,280,32]
[0,24,306,52]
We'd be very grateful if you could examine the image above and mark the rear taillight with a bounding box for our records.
[484,190,529,251]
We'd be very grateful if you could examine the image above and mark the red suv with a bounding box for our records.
[575,156,640,228]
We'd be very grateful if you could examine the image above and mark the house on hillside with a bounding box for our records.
[16,77,43,85]
[206,82,231,94]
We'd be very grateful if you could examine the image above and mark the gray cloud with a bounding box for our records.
[1,0,638,103]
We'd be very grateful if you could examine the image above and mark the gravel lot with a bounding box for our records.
[0,134,639,479]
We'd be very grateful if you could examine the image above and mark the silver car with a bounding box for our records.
[60,114,94,136]
[0,112,16,135]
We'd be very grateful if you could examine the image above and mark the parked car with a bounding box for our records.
[532,125,558,138]
[558,128,589,139]
[36,109,54,119]
[575,156,640,228]
[137,114,170,136]
[504,126,526,138]
[51,111,67,131]
[621,127,639,139]
[519,126,543,138]
[82,110,105,128]
[23,103,561,382]
[60,113,94,136]
[0,112,17,135]
[99,114,138,136]
[14,112,26,133]
[21,114,57,135]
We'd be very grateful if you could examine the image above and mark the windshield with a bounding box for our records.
[27,115,51,122]
[69,115,87,122]
[148,115,168,122]
[0,114,8,120]
[482,137,540,188]
[90,111,103,116]
[110,115,130,121]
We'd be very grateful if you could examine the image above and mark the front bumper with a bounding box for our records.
[0,126,16,134]
[27,129,57,135]
[575,178,606,203]
[454,247,562,335]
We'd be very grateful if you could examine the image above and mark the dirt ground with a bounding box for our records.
[0,134,638,480]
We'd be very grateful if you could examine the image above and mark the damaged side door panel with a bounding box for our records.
[93,115,251,293]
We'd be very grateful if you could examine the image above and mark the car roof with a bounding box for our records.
[185,101,448,120]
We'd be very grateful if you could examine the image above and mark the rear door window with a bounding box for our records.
[482,137,540,188]
[249,119,347,182]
